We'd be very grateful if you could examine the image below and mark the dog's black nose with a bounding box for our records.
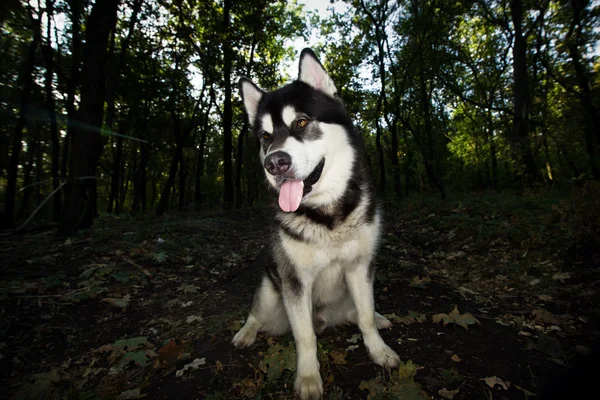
[264,151,291,175]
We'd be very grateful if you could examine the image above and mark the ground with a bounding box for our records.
[1,190,599,400]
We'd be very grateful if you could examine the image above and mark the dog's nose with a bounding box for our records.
[264,151,291,175]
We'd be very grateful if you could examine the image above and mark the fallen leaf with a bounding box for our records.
[102,294,131,310]
[552,272,570,283]
[514,384,537,396]
[432,306,480,330]
[117,388,146,399]
[258,342,296,381]
[532,309,560,325]
[178,284,199,294]
[438,387,459,399]
[480,376,510,390]
[410,275,431,289]
[346,333,361,343]
[175,358,206,377]
[329,350,347,365]
[575,345,591,356]
[185,315,203,324]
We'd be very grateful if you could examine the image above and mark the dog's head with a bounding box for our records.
[239,49,356,213]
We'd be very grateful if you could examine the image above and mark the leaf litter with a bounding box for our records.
[2,195,599,399]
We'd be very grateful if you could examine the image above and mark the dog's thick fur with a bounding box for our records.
[233,49,399,400]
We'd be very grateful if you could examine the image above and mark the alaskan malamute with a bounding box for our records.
[233,48,399,400]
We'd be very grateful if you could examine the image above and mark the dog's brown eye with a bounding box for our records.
[296,118,308,128]
[262,132,271,140]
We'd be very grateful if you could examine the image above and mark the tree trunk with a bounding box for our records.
[132,142,149,213]
[235,120,248,208]
[156,118,183,216]
[42,0,61,222]
[107,136,122,213]
[178,150,186,211]
[2,16,40,228]
[194,107,211,209]
[375,92,386,195]
[17,124,38,220]
[62,0,82,185]
[510,0,539,184]
[487,108,498,188]
[222,0,234,210]
[567,0,600,179]
[418,58,446,199]
[58,0,120,236]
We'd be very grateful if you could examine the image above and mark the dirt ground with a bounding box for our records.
[1,191,599,400]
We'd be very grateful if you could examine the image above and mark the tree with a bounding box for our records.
[58,0,121,235]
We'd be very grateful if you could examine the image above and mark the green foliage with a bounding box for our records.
[258,342,297,381]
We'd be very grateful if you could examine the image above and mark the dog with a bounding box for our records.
[233,48,399,400]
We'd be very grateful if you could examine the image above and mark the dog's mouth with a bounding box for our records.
[278,158,325,213]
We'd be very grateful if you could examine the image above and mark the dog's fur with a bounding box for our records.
[233,48,399,400]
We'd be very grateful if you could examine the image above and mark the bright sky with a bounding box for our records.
[281,0,350,79]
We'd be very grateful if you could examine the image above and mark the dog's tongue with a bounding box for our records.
[278,180,303,212]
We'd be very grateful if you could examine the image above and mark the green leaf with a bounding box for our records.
[120,350,150,367]
[258,342,296,381]
[153,252,168,263]
[113,336,152,352]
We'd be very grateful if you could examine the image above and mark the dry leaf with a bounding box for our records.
[439,387,459,399]
[451,354,461,362]
[480,376,510,390]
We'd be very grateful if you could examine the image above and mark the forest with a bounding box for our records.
[1,0,599,399]
[0,0,598,232]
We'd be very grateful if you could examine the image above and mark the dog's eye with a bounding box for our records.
[295,118,308,129]
[262,131,271,140]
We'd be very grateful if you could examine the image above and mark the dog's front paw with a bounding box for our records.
[295,373,323,400]
[369,343,400,368]
[232,325,257,349]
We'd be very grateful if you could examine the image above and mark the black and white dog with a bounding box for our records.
[233,48,399,399]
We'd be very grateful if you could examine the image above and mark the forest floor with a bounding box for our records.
[1,189,599,400]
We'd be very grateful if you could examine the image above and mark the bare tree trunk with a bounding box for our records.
[62,0,82,185]
[567,0,600,179]
[375,92,386,195]
[58,0,120,236]
[107,136,122,213]
[132,141,149,213]
[510,0,539,184]
[156,117,183,216]
[42,0,61,221]
[2,16,40,228]
[222,0,234,210]
[178,150,186,210]
[194,101,212,209]
[17,124,38,220]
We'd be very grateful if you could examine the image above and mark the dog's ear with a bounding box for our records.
[298,48,337,98]
[239,78,264,125]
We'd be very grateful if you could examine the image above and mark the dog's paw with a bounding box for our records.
[375,313,393,330]
[232,326,257,349]
[295,373,323,400]
[369,343,400,368]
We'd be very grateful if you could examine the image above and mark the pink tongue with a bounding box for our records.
[278,180,303,212]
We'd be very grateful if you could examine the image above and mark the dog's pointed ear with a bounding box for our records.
[239,78,264,125]
[298,48,337,98]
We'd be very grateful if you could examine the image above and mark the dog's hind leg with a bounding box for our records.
[232,277,288,349]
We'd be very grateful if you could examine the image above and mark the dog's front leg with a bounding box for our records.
[345,262,400,368]
[282,283,323,400]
